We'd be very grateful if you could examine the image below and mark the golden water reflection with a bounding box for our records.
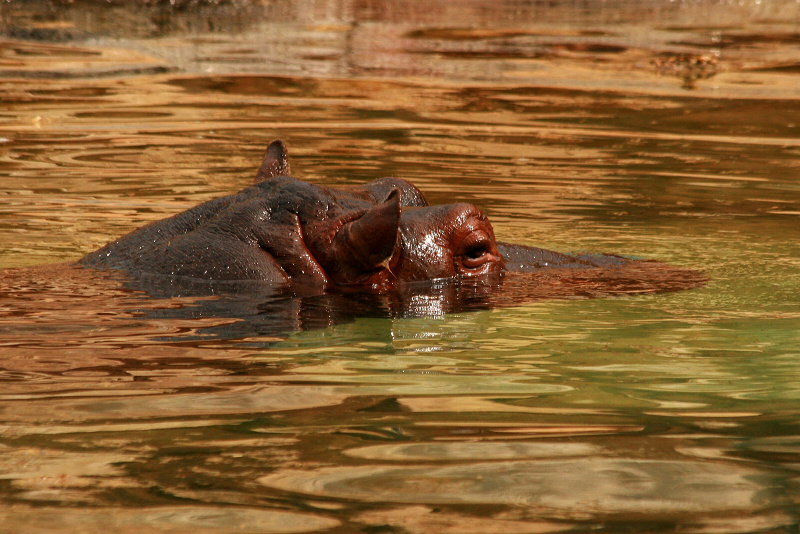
[0,506,340,534]
[2,1,800,532]
[258,459,767,513]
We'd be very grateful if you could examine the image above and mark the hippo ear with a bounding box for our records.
[333,189,401,273]
[255,140,291,183]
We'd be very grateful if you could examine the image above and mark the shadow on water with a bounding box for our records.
[1,253,706,346]
[128,257,707,342]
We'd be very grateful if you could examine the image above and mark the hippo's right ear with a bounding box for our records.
[255,140,291,183]
[331,189,402,276]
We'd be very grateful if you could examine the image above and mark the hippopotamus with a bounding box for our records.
[81,140,704,302]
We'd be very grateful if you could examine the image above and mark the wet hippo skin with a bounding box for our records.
[81,140,706,308]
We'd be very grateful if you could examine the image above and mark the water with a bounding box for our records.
[2,0,800,532]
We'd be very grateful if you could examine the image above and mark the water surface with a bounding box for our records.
[2,1,800,532]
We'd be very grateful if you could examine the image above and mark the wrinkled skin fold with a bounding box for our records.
[81,140,706,316]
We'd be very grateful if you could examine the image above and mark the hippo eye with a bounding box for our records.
[459,236,493,269]
[455,225,503,275]
[464,245,488,260]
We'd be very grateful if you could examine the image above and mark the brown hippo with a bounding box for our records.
[82,140,652,293]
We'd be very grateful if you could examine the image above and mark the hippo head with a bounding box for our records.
[82,140,505,291]
[259,139,505,288]
[307,191,504,288]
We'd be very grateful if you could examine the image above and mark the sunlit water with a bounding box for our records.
[2,1,800,532]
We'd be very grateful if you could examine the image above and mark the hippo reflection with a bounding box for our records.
[79,140,705,338]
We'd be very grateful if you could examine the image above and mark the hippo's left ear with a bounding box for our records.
[332,189,401,275]
[255,140,291,183]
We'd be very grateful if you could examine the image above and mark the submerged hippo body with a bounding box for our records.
[81,140,701,299]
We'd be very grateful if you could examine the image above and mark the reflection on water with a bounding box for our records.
[2,0,800,532]
[0,506,340,534]
[259,459,767,512]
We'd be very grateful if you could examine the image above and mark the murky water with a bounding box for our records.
[2,1,800,532]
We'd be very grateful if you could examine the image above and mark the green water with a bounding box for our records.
[2,1,800,532]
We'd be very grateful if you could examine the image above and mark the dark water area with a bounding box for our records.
[2,1,800,532]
